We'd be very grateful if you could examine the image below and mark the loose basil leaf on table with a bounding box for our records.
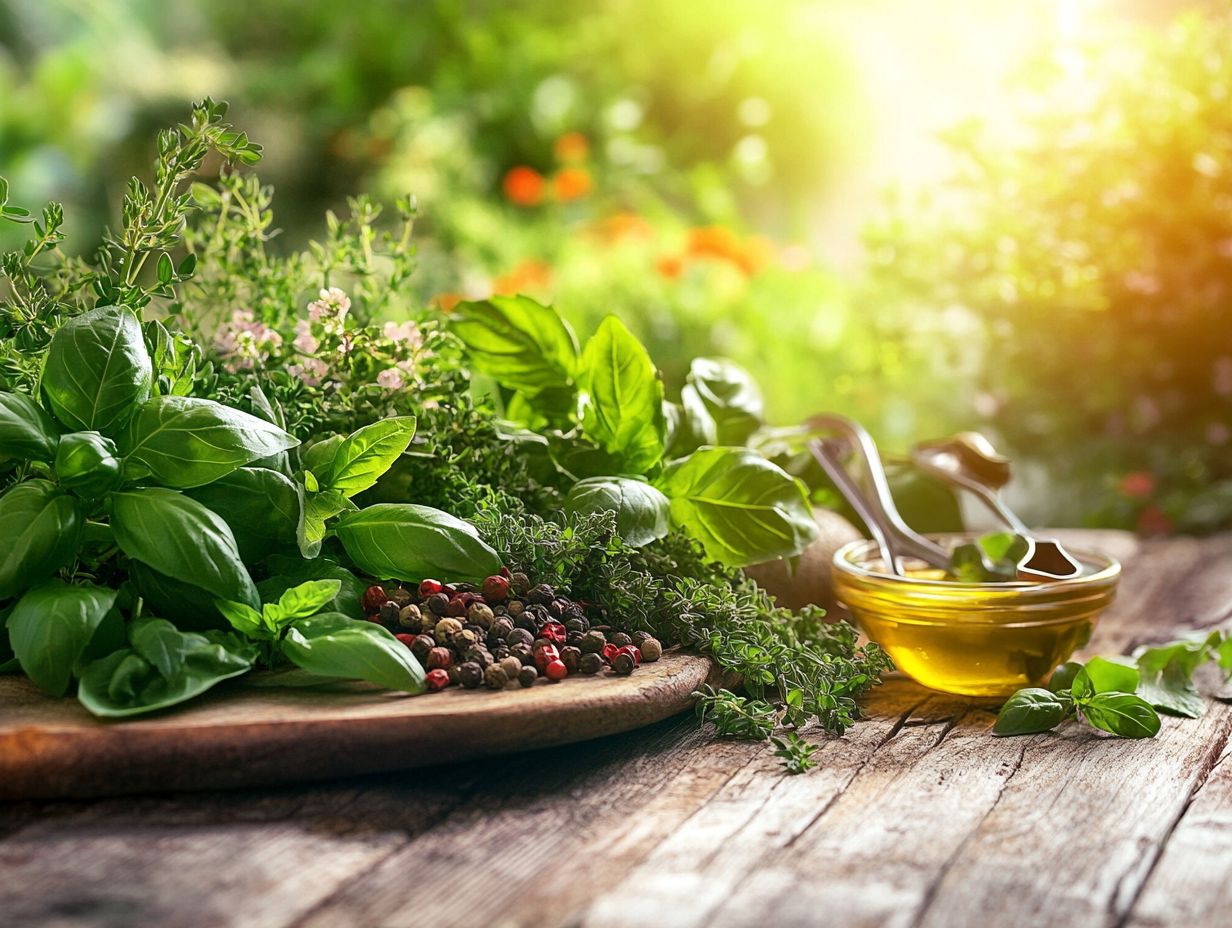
[119,395,299,489]
[686,357,764,446]
[6,580,119,696]
[993,687,1071,736]
[109,487,260,609]
[0,391,60,461]
[1081,692,1162,738]
[280,612,425,693]
[565,476,671,547]
[186,466,303,561]
[322,416,417,497]
[654,447,819,567]
[0,479,84,599]
[1133,633,1218,718]
[77,621,256,718]
[450,295,580,396]
[1079,656,1140,695]
[578,315,666,475]
[41,305,152,434]
[335,503,502,581]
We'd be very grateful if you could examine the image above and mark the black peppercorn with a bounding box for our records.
[579,652,604,675]
[580,630,607,654]
[447,664,461,685]
[506,627,534,649]
[458,661,483,689]
[610,632,633,648]
[490,615,514,638]
[566,631,586,647]
[612,652,636,675]
[410,634,435,662]
[631,630,651,646]
[453,581,478,595]
[561,646,581,674]
[510,572,531,595]
[547,599,566,619]
[513,614,538,634]
[427,592,451,616]
[511,643,534,666]
[508,599,526,617]
[563,602,587,622]
[564,617,589,635]
[527,584,555,605]
[463,646,492,668]
[484,664,508,690]
[378,601,400,626]
[518,665,538,687]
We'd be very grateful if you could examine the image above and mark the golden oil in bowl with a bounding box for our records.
[832,537,1121,697]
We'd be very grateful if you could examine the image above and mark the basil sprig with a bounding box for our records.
[995,657,1161,738]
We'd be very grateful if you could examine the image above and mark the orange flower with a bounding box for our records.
[1118,471,1156,499]
[554,131,590,163]
[685,226,772,277]
[656,254,684,280]
[493,260,553,295]
[503,166,545,206]
[596,212,653,243]
[433,292,463,312]
[553,167,593,202]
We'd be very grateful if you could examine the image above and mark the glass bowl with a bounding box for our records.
[831,537,1121,697]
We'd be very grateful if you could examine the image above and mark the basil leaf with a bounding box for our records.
[77,627,254,718]
[578,316,666,474]
[119,396,299,489]
[262,579,343,632]
[258,556,366,618]
[127,561,231,631]
[335,503,501,581]
[302,434,344,475]
[42,305,152,434]
[1134,634,1217,718]
[215,600,266,639]
[1049,661,1084,693]
[1082,692,1162,738]
[55,431,124,497]
[281,612,425,693]
[654,447,819,567]
[130,617,190,680]
[664,384,718,460]
[324,416,417,497]
[0,479,84,599]
[449,295,579,396]
[110,487,260,609]
[686,357,763,445]
[6,580,118,696]
[297,489,356,559]
[566,476,671,547]
[185,467,302,560]
[1083,656,1140,694]
[1071,667,1095,702]
[0,391,59,461]
[993,687,1068,736]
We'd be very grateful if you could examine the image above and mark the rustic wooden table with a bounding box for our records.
[2,529,1230,928]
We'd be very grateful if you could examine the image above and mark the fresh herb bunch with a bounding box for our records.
[771,732,820,774]
[694,685,778,739]
[473,506,891,736]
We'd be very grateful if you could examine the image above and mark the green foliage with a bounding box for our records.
[7,581,118,696]
[771,732,820,775]
[0,391,58,461]
[450,295,579,400]
[0,479,83,598]
[565,476,670,547]
[694,685,777,740]
[216,580,343,641]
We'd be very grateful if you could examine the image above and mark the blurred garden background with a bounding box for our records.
[1,0,1229,533]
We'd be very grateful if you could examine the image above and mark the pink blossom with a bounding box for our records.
[308,287,352,325]
[377,368,404,390]
[288,357,329,387]
[382,320,422,346]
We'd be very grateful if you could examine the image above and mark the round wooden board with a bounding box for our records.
[0,651,716,800]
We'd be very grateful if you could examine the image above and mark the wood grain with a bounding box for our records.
[0,651,715,799]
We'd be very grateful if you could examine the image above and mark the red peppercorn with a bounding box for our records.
[362,584,388,614]
[482,574,510,603]
[418,579,442,598]
[617,645,642,667]
[499,566,512,579]
[395,633,417,648]
[544,659,568,681]
[602,643,619,663]
[534,643,560,671]
[427,647,453,670]
[425,668,451,691]
[541,621,567,645]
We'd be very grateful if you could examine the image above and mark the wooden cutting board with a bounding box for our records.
[0,651,717,800]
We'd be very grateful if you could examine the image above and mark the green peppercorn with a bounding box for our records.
[561,646,582,674]
[518,665,538,687]
[610,632,633,648]
[612,652,636,675]
[579,652,604,675]
[484,664,508,690]
[500,656,522,679]
[434,617,463,641]
[467,602,496,629]
[580,630,607,654]
[399,604,422,629]
[640,637,663,662]
[458,661,483,689]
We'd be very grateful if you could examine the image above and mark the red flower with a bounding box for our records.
[503,166,545,206]
[1119,471,1156,499]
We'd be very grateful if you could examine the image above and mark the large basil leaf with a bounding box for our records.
[324,416,417,497]
[77,622,255,718]
[0,391,59,462]
[110,488,260,609]
[335,503,501,581]
[579,315,666,474]
[1082,692,1161,739]
[566,476,671,547]
[655,448,819,567]
[127,561,229,631]
[664,384,718,461]
[282,612,425,693]
[993,687,1068,736]
[450,295,579,396]
[119,396,299,489]
[185,467,302,561]
[0,479,84,599]
[55,431,124,497]
[297,489,356,559]
[687,357,763,445]
[42,305,152,434]
[7,580,118,695]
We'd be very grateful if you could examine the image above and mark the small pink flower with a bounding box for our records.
[294,331,320,354]
[289,357,329,387]
[382,320,422,346]
[377,368,404,390]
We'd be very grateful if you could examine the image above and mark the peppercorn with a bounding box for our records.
[518,665,538,687]
[411,634,435,662]
[563,602,587,622]
[640,637,663,662]
[611,652,636,675]
[506,627,534,649]
[418,579,443,598]
[513,614,538,634]
[527,583,555,605]
[492,645,511,661]
[464,623,485,639]
[566,631,586,648]
[427,647,453,670]
[446,596,470,618]
[564,617,589,635]
[511,643,534,666]
[484,664,509,690]
[447,665,461,685]
[500,656,522,679]
[362,584,388,614]
[544,659,568,681]
[463,646,492,668]
[510,571,531,595]
[541,621,567,645]
[482,574,510,603]
[580,630,607,654]
[427,592,451,616]
[532,637,552,653]
[579,652,604,675]
[398,603,422,629]
[602,643,620,663]
[451,629,478,652]
[458,661,483,689]
[434,617,464,641]
[534,643,560,672]
[390,587,413,608]
[610,632,633,648]
[425,668,450,691]
[378,601,401,626]
[508,599,526,617]
[547,599,565,619]
[616,645,642,667]
[491,616,514,640]
[454,581,478,594]
[561,646,581,674]
[467,602,496,629]
[631,630,651,646]
[395,633,416,649]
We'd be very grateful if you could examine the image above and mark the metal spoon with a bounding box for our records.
[808,415,951,576]
[912,433,1083,580]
